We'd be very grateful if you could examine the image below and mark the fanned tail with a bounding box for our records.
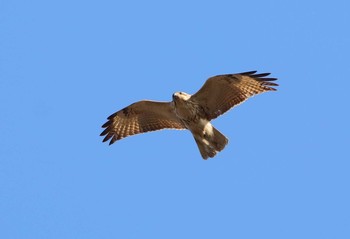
[194,126,228,159]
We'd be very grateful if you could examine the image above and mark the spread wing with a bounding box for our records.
[191,71,278,120]
[100,100,186,145]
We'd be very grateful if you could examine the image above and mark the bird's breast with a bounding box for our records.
[174,100,205,127]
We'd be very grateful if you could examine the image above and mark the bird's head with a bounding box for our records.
[172,92,191,102]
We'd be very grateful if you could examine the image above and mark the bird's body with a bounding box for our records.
[171,91,228,158]
[100,71,278,159]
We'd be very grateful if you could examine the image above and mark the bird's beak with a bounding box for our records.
[172,93,177,100]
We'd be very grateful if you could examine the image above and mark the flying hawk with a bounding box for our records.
[100,71,278,159]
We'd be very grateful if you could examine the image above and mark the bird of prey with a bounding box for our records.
[100,71,278,159]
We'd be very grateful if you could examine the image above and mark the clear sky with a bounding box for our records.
[1,0,350,238]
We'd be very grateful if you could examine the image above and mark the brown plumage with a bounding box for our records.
[100,101,185,145]
[100,71,278,159]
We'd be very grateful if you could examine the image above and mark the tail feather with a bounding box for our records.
[194,126,228,159]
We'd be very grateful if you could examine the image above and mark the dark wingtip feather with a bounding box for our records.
[260,77,278,81]
[240,70,257,75]
[102,132,113,142]
[263,82,279,91]
[253,71,278,90]
[107,112,117,120]
[252,73,271,78]
[251,72,278,83]
[109,136,117,145]
[267,87,277,91]
[102,120,111,128]
[240,71,278,82]
[263,82,279,86]
[100,127,110,136]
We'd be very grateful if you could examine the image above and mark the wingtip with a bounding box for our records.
[240,71,278,82]
[102,120,111,128]
[253,73,272,78]
[266,84,278,91]
[240,70,258,75]
[107,112,117,120]
[109,136,117,145]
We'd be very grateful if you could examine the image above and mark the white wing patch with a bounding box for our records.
[199,119,214,137]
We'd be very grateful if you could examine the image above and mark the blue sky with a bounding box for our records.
[1,0,350,238]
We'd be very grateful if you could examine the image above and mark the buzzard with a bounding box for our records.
[100,71,278,159]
